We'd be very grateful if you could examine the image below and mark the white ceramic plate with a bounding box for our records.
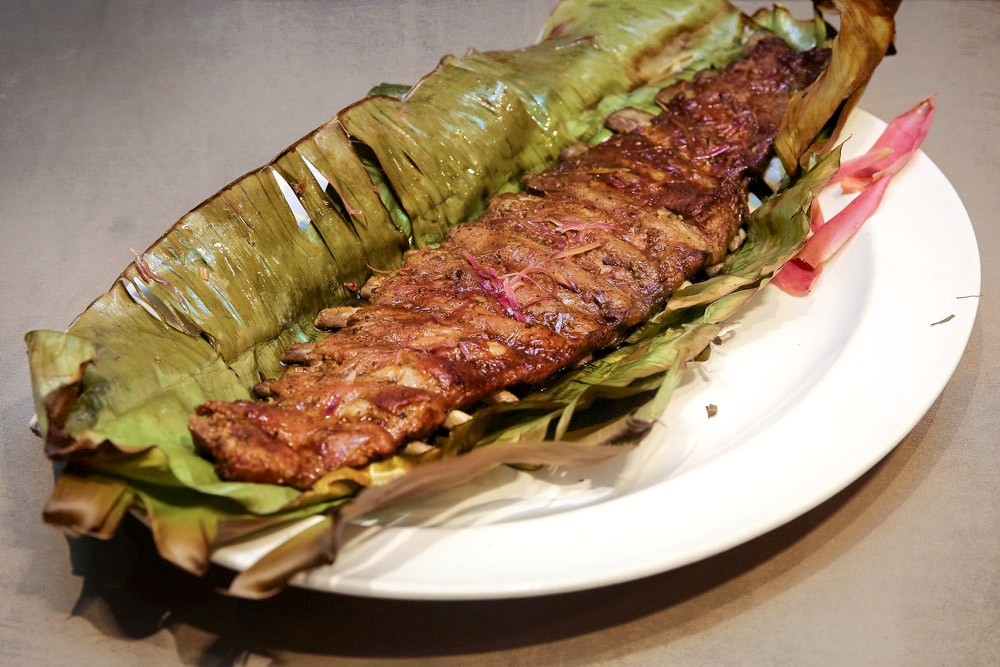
[212,109,981,599]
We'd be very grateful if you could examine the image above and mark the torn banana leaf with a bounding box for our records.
[26,0,894,591]
[774,0,900,172]
[340,0,755,248]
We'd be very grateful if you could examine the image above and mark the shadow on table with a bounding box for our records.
[63,393,951,665]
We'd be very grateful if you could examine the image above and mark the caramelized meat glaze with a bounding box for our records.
[190,37,830,488]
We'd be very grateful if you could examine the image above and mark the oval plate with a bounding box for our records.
[213,110,981,600]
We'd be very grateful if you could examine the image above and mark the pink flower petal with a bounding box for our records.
[832,95,936,191]
[775,95,935,298]
[796,175,891,269]
[773,258,822,296]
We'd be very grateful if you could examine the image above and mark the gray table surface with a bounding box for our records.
[2,1,998,664]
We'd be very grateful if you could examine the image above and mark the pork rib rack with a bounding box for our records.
[190,37,830,489]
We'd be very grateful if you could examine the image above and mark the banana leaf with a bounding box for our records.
[774,0,900,172]
[26,0,896,595]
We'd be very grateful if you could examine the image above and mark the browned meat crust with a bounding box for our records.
[190,37,830,489]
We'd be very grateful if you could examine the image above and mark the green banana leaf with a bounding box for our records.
[25,0,896,595]
[341,0,754,248]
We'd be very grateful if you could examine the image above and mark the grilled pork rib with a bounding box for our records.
[190,37,830,489]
